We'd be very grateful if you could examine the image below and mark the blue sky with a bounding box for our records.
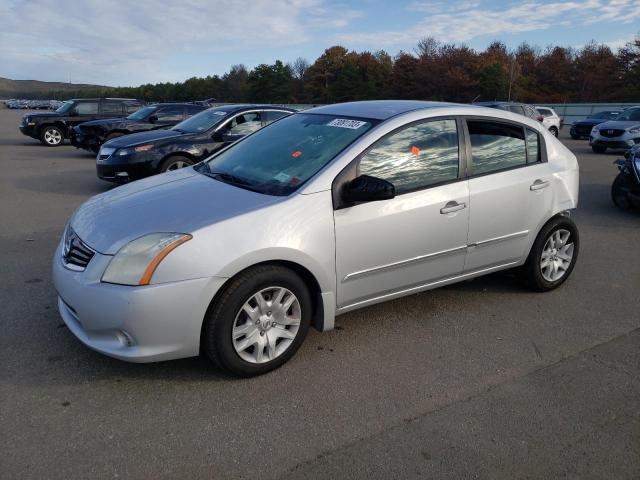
[0,0,637,87]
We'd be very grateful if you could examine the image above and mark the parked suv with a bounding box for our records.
[54,101,579,376]
[70,103,207,153]
[590,106,640,153]
[570,110,620,139]
[19,98,143,146]
[473,101,540,121]
[535,106,562,137]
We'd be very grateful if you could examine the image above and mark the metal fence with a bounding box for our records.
[536,103,639,125]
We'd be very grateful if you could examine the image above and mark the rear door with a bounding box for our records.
[334,117,469,309]
[463,118,553,272]
[68,101,100,126]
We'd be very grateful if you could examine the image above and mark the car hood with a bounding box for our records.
[77,117,126,128]
[24,112,60,120]
[70,168,281,255]
[595,120,640,130]
[103,128,187,148]
[574,118,604,126]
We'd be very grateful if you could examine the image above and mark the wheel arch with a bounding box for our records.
[200,259,330,355]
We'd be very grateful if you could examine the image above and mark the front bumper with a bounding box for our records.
[70,129,102,152]
[590,131,639,149]
[52,238,227,362]
[19,124,38,139]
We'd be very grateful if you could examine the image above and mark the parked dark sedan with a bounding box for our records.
[570,110,621,139]
[96,105,295,182]
[70,103,207,153]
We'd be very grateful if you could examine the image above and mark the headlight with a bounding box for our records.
[102,233,192,286]
[116,147,133,156]
[634,158,640,175]
[629,127,640,134]
[591,126,600,133]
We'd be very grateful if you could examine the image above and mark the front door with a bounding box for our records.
[334,118,469,309]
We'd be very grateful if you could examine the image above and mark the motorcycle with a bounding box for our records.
[612,145,640,210]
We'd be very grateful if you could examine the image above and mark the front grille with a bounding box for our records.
[63,227,95,271]
[600,129,625,138]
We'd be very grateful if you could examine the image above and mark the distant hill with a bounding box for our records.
[0,77,107,99]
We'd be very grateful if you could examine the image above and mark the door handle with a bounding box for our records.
[530,179,550,191]
[440,201,466,214]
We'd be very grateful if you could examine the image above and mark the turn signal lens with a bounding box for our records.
[134,144,154,152]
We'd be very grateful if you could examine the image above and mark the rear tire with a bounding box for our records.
[611,174,632,210]
[40,125,64,146]
[160,155,194,173]
[202,265,311,377]
[549,127,558,137]
[518,216,579,292]
[592,145,606,154]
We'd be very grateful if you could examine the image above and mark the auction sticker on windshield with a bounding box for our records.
[327,118,367,129]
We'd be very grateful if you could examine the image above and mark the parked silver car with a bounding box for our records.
[53,101,580,376]
[590,106,640,153]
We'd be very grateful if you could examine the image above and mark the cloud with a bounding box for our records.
[0,0,361,86]
[334,0,639,48]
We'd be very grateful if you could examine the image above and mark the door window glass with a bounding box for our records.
[526,128,541,163]
[75,102,99,115]
[227,112,262,135]
[358,119,459,194]
[155,106,185,122]
[102,102,123,115]
[467,121,527,175]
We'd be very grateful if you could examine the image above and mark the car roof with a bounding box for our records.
[68,98,139,102]
[304,100,460,120]
[206,104,296,113]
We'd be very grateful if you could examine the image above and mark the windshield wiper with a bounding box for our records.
[198,163,261,191]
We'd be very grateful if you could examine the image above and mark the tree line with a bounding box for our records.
[38,36,640,104]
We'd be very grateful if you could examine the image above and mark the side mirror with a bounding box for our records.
[343,175,395,204]
[148,115,158,123]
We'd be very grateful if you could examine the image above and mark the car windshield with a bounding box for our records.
[616,108,640,121]
[173,108,230,133]
[197,113,377,196]
[127,106,157,120]
[589,111,619,120]
[55,101,74,114]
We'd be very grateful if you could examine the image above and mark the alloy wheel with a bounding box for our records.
[44,128,62,145]
[232,286,301,364]
[167,160,189,170]
[540,228,574,282]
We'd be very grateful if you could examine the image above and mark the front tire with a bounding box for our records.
[549,127,558,137]
[40,125,64,146]
[160,155,194,173]
[592,145,606,154]
[519,216,579,292]
[202,265,311,377]
[611,174,632,210]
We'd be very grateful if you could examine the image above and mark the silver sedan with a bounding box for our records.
[53,100,580,376]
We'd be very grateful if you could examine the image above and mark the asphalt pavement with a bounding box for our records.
[1,107,639,479]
